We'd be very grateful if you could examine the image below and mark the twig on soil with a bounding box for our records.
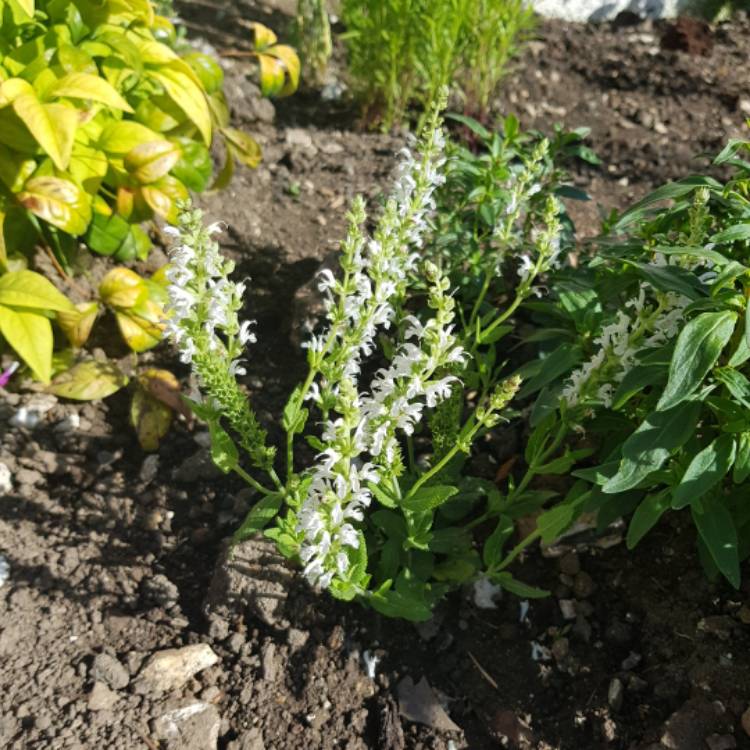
[135,728,159,750]
[467,650,499,690]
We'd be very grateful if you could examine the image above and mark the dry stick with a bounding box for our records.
[467,651,499,691]
[41,244,89,298]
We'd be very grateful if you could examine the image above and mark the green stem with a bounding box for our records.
[233,465,276,497]
[494,528,542,572]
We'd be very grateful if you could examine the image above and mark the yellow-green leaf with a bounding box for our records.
[56,301,99,348]
[250,22,278,49]
[124,140,181,184]
[0,305,53,382]
[99,267,147,309]
[223,128,261,169]
[15,0,35,17]
[48,72,134,112]
[115,307,163,352]
[210,145,234,191]
[138,367,189,418]
[0,269,74,311]
[257,54,285,98]
[0,143,36,192]
[269,45,300,97]
[140,175,187,223]
[99,120,162,154]
[0,212,6,270]
[48,358,128,400]
[18,176,91,235]
[131,386,172,451]
[151,65,212,146]
[133,38,178,65]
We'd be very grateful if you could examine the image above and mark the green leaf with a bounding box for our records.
[233,494,284,544]
[657,311,737,411]
[368,587,432,622]
[626,490,671,549]
[711,223,750,245]
[627,260,707,301]
[482,515,513,568]
[208,420,238,473]
[516,344,582,398]
[18,176,92,235]
[692,496,740,588]
[47,72,133,112]
[536,504,577,544]
[715,367,750,409]
[402,484,459,513]
[48,358,126,400]
[0,269,73,311]
[612,363,668,409]
[151,64,212,146]
[603,399,702,493]
[85,211,130,256]
[651,245,730,266]
[368,481,398,509]
[492,572,549,599]
[733,432,750,483]
[672,433,736,509]
[0,305,53,382]
[171,139,212,192]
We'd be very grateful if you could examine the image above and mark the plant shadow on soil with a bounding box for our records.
[2,1,750,749]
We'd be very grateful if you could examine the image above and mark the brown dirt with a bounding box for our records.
[2,4,750,749]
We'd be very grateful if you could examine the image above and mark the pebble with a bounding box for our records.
[558,552,580,576]
[88,682,118,711]
[261,642,278,682]
[705,735,736,750]
[139,455,160,484]
[573,571,595,599]
[551,637,569,662]
[473,578,503,609]
[152,702,220,750]
[134,644,220,693]
[559,599,577,620]
[608,678,624,712]
[15,468,42,486]
[54,412,80,433]
[10,395,57,429]
[226,632,245,654]
[0,463,11,494]
[0,555,10,588]
[92,653,130,690]
[621,651,642,671]
[742,706,750,737]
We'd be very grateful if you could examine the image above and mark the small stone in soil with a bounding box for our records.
[135,644,220,694]
[705,735,736,750]
[0,462,11,493]
[91,652,129,690]
[142,574,180,609]
[573,571,595,599]
[559,552,580,576]
[559,599,577,620]
[608,678,624,712]
[152,701,221,750]
[261,642,278,682]
[88,682,118,711]
[621,651,642,671]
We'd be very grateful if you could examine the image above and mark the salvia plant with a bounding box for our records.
[519,138,750,589]
[339,0,535,130]
[164,100,580,620]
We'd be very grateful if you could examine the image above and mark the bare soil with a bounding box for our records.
[2,4,750,749]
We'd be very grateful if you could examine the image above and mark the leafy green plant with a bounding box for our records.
[340,0,535,130]
[516,139,750,588]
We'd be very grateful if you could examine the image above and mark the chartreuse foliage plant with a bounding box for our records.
[340,0,535,129]
[517,139,750,589]
[0,0,298,398]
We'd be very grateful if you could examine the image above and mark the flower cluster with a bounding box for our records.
[562,281,690,409]
[164,207,273,469]
[305,113,448,413]
[296,261,465,591]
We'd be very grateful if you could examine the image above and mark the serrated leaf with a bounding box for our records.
[48,72,133,112]
[234,494,284,544]
[657,311,737,411]
[50,358,127,400]
[672,433,736,509]
[492,572,549,598]
[56,301,99,348]
[208,420,238,472]
[18,176,91,235]
[402,484,459,513]
[692,496,740,588]
[0,305,52,382]
[0,269,73,311]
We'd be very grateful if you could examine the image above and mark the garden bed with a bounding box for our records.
[1,3,750,749]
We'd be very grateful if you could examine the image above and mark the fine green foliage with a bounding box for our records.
[340,0,535,129]
[296,0,332,85]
